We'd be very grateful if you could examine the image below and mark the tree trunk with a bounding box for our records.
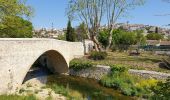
[106,28,114,51]
[92,35,102,51]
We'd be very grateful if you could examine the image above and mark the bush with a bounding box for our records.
[89,51,107,60]
[69,59,93,71]
[150,78,170,99]
[110,64,128,73]
[100,64,157,97]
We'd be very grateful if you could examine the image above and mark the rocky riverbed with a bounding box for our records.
[17,68,66,100]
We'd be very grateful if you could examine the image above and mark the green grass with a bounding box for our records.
[0,94,36,100]
[70,59,94,71]
[100,64,158,97]
[77,52,170,73]
[46,83,83,100]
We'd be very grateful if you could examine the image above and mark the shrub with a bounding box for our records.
[100,64,157,97]
[89,51,107,60]
[150,78,170,100]
[69,59,93,71]
[110,64,128,73]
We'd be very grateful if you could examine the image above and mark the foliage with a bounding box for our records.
[98,29,109,48]
[0,0,33,19]
[146,33,164,40]
[110,64,128,73]
[57,33,66,40]
[0,0,33,38]
[0,94,36,100]
[76,22,87,41]
[0,16,33,38]
[89,51,107,60]
[100,64,158,97]
[135,30,147,45]
[69,59,93,71]
[46,84,79,99]
[67,0,145,51]
[48,84,69,96]
[150,78,170,99]
[66,20,76,42]
[112,29,137,51]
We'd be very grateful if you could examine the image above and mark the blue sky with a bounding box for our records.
[27,0,170,29]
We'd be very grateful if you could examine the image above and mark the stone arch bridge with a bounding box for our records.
[0,38,84,94]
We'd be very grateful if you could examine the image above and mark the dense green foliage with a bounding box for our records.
[0,0,33,38]
[0,16,33,38]
[135,30,147,45]
[0,0,32,18]
[98,29,146,51]
[69,59,93,71]
[66,20,76,42]
[89,51,107,60]
[98,29,109,48]
[100,64,158,97]
[146,33,164,40]
[112,29,137,51]
[0,94,36,100]
[150,78,170,99]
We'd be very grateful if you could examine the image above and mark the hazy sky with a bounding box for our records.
[27,0,170,29]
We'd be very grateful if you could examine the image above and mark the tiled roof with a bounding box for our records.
[146,40,170,46]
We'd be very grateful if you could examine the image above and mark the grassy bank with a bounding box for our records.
[69,57,170,99]
[76,51,170,73]
[0,94,36,100]
[100,64,158,98]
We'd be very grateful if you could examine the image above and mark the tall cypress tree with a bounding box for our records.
[66,20,76,42]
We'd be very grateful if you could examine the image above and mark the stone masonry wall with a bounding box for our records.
[69,65,170,80]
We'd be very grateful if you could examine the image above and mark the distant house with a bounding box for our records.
[145,40,170,51]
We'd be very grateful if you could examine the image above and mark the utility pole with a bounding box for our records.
[51,22,54,32]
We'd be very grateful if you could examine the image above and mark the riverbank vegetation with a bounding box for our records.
[69,59,170,99]
[0,94,36,100]
[100,64,158,98]
[69,54,170,99]
[71,51,170,73]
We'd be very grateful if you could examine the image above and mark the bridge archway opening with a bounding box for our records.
[23,50,69,83]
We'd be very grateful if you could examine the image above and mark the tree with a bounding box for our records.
[67,0,144,51]
[98,29,109,49]
[0,16,33,38]
[146,33,164,40]
[105,0,145,50]
[0,0,33,19]
[112,29,137,51]
[135,30,146,45]
[67,0,105,51]
[76,22,87,41]
[66,20,76,42]
[0,0,33,38]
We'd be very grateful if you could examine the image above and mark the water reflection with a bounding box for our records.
[47,74,135,100]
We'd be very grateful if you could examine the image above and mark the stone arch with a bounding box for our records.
[21,50,69,84]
